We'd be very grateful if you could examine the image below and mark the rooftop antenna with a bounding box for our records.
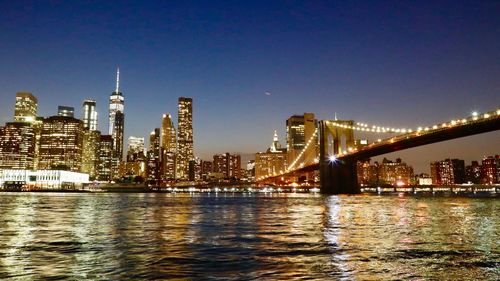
[115,67,120,93]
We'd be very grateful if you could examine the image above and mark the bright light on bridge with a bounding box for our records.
[328,155,337,163]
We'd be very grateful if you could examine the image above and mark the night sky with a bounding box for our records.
[1,1,499,173]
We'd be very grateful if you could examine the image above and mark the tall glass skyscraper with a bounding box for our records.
[108,68,125,161]
[177,97,193,180]
[161,113,177,179]
[82,99,98,131]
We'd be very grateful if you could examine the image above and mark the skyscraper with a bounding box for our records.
[38,116,84,172]
[286,113,317,165]
[97,135,113,181]
[14,92,38,123]
[146,128,161,184]
[161,113,177,180]
[82,99,98,131]
[108,68,125,160]
[177,97,193,180]
[82,130,100,178]
[58,106,75,117]
[0,122,36,170]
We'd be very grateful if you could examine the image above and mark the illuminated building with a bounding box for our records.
[481,155,499,184]
[108,68,125,162]
[38,116,84,172]
[0,169,89,190]
[465,161,481,184]
[213,153,241,179]
[188,157,202,181]
[97,135,113,181]
[14,92,38,123]
[58,106,75,117]
[177,97,193,180]
[255,130,287,180]
[201,160,212,180]
[146,128,161,184]
[356,159,371,186]
[0,122,36,170]
[82,130,100,178]
[127,136,145,161]
[286,113,317,165]
[32,117,44,170]
[430,159,465,185]
[161,114,177,180]
[378,158,414,185]
[121,136,146,178]
[82,99,98,131]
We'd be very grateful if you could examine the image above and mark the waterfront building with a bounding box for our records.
[465,161,481,184]
[82,99,98,131]
[81,129,100,179]
[38,116,84,172]
[161,114,177,180]
[213,153,241,179]
[96,135,113,181]
[32,117,44,170]
[378,158,414,186]
[201,160,212,180]
[58,106,75,117]
[14,92,38,123]
[0,169,89,190]
[188,157,202,181]
[108,68,125,162]
[255,131,287,180]
[286,113,317,165]
[0,122,36,170]
[357,158,413,186]
[481,155,499,184]
[430,159,465,185]
[146,129,161,184]
[177,97,193,180]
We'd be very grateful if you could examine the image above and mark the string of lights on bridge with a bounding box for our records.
[286,128,319,172]
[259,108,500,181]
[330,110,500,134]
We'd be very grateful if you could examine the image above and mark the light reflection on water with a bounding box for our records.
[0,193,498,280]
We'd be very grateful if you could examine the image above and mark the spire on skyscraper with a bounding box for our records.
[115,67,120,94]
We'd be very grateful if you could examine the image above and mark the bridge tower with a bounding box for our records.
[319,120,360,194]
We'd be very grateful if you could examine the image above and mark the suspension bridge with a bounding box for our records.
[256,108,500,194]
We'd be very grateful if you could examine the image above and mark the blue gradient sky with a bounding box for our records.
[1,1,499,172]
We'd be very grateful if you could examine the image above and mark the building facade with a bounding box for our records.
[14,92,38,123]
[430,159,466,185]
[57,106,74,117]
[38,116,84,172]
[82,99,98,131]
[161,114,177,180]
[0,122,36,170]
[255,131,287,180]
[82,129,100,179]
[213,153,241,179]
[177,97,193,179]
[97,135,113,181]
[286,113,317,166]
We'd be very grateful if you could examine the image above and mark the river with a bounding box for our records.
[0,192,498,280]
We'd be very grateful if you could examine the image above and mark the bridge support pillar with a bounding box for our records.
[319,120,360,194]
[320,159,360,194]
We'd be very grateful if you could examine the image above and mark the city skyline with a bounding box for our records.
[0,1,499,173]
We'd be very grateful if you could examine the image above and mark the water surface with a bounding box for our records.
[0,193,498,280]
